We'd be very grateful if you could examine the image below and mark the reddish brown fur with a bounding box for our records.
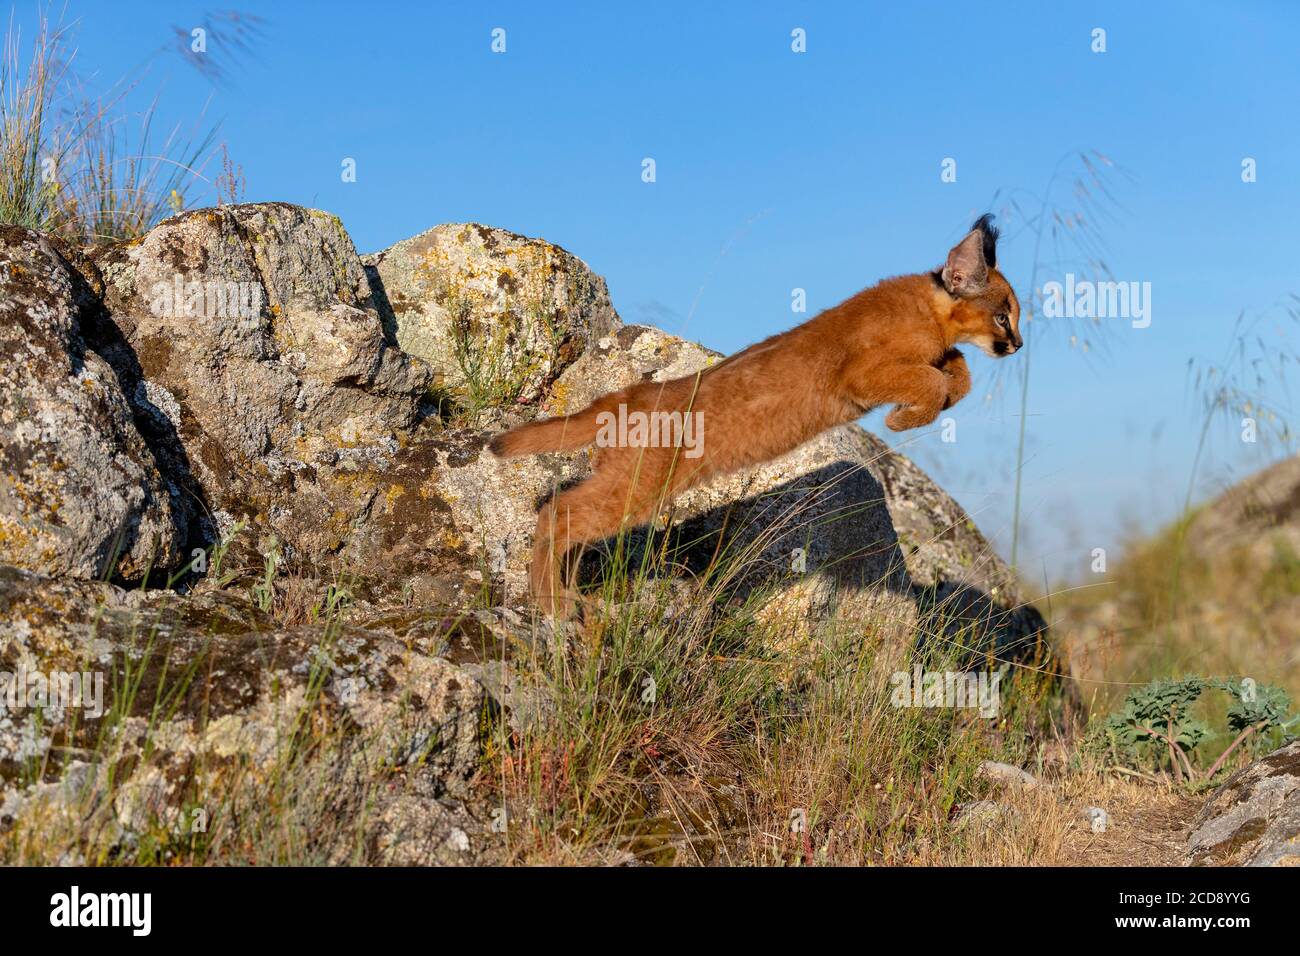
[490,218,1022,616]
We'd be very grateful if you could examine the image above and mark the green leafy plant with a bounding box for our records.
[1092,676,1296,784]
[250,537,281,612]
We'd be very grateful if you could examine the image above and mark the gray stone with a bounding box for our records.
[363,223,620,406]
[976,760,1041,790]
[1186,740,1300,867]
[0,225,185,580]
[953,800,1018,832]
[88,203,444,581]
[0,566,493,828]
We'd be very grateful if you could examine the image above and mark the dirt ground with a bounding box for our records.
[1055,774,1201,867]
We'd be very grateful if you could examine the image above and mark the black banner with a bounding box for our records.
[0,865,1281,941]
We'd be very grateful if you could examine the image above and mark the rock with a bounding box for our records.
[363,223,620,407]
[1084,806,1109,833]
[542,325,721,416]
[1181,454,1300,555]
[976,760,1041,790]
[371,791,491,866]
[5,206,1047,657]
[0,565,499,838]
[953,800,1018,832]
[1186,740,1300,867]
[460,657,554,735]
[0,226,185,580]
[87,203,450,582]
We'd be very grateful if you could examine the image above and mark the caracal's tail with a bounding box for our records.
[488,393,624,458]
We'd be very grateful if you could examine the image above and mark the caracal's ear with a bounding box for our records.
[941,218,994,297]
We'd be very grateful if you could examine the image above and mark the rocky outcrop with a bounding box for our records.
[0,203,1058,860]
[1186,740,1300,866]
[0,564,521,862]
[363,223,620,406]
[1,203,1051,633]
[0,226,184,580]
[0,564,501,786]
[1181,455,1300,554]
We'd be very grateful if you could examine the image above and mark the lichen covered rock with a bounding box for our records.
[3,204,1045,654]
[0,565,507,849]
[542,325,721,416]
[89,203,441,579]
[363,223,620,406]
[0,225,184,580]
[1186,740,1300,866]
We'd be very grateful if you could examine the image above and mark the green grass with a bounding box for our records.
[482,480,1063,865]
[0,8,219,245]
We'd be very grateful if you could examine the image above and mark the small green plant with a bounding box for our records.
[432,262,586,424]
[206,519,246,586]
[250,537,281,612]
[443,292,559,423]
[1091,676,1296,785]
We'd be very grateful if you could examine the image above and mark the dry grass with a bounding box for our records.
[0,7,230,245]
[4,508,1207,868]
[2,469,1080,868]
[1055,771,1197,867]
[0,10,69,234]
[479,495,1070,866]
[1061,519,1300,708]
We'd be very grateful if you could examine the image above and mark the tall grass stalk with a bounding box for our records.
[993,150,1125,570]
[0,7,257,245]
[0,10,72,233]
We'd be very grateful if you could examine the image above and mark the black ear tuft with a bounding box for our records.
[971,213,998,268]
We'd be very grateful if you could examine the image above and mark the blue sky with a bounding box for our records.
[21,0,1300,581]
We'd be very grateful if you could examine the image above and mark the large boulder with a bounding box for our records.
[87,203,445,580]
[0,226,184,580]
[4,204,1046,649]
[363,223,621,408]
[1186,740,1300,866]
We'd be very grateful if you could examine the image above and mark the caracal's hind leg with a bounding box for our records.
[529,466,644,618]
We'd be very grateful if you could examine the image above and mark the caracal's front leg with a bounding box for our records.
[881,365,948,431]
[938,348,971,409]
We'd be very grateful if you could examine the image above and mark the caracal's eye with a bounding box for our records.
[996,313,1009,330]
